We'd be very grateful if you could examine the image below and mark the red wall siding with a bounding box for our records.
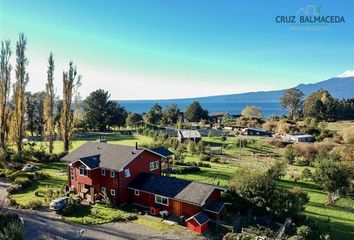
[129,189,203,218]
[118,151,162,204]
[206,189,221,202]
[186,219,208,234]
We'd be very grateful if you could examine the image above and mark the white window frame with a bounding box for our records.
[111,189,116,196]
[150,161,159,171]
[101,169,105,176]
[124,169,131,178]
[79,166,88,176]
[101,187,106,193]
[110,170,115,178]
[134,190,140,196]
[155,195,169,206]
[70,166,74,180]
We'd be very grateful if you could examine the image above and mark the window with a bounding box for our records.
[111,189,116,196]
[155,195,168,206]
[101,169,105,176]
[79,166,88,176]
[110,170,115,178]
[70,167,74,180]
[124,169,131,178]
[134,190,140,196]
[150,161,159,171]
[101,187,106,193]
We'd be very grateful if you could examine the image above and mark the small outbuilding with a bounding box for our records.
[241,128,272,137]
[286,134,314,143]
[177,130,202,143]
[186,212,210,234]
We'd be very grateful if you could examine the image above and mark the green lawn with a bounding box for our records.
[30,134,155,154]
[62,204,132,224]
[279,172,354,240]
[11,161,67,206]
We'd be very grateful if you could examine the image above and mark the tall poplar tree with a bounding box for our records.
[10,33,29,157]
[0,40,12,149]
[61,62,81,152]
[43,53,55,154]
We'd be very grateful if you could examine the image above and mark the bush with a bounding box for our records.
[296,225,311,240]
[301,168,312,180]
[0,214,25,240]
[200,154,211,162]
[170,166,200,174]
[7,185,22,194]
[269,139,288,148]
[25,199,43,209]
[13,177,31,188]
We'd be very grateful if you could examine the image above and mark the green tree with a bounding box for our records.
[43,52,56,154]
[162,104,180,125]
[25,91,45,136]
[280,88,304,120]
[313,159,350,205]
[144,103,163,125]
[185,101,208,122]
[284,144,295,164]
[241,105,263,118]
[304,89,336,121]
[0,40,12,149]
[61,62,81,152]
[9,33,29,157]
[83,89,126,131]
[126,112,143,128]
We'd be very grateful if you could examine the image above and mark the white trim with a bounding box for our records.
[118,149,165,171]
[110,170,115,178]
[111,189,116,196]
[155,195,169,206]
[69,159,92,170]
[186,212,210,226]
[79,166,88,176]
[101,169,106,176]
[134,190,140,196]
[149,161,159,171]
[125,169,131,178]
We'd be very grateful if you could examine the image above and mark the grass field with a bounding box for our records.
[30,134,155,154]
[279,174,354,240]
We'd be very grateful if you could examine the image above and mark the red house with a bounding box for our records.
[62,141,229,233]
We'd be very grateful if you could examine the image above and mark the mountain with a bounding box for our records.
[118,72,354,116]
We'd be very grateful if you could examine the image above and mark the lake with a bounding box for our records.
[118,99,286,117]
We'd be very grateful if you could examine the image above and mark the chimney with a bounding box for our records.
[135,142,138,150]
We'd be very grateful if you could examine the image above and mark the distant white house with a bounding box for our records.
[285,134,314,143]
[177,130,202,143]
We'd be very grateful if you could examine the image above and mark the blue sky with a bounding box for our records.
[0,0,353,99]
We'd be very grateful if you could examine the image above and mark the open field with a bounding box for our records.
[28,134,155,154]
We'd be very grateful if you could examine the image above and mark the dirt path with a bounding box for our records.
[0,177,11,206]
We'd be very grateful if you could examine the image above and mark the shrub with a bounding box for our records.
[25,199,43,209]
[221,135,227,141]
[301,168,312,180]
[210,156,220,163]
[33,171,49,180]
[284,144,295,164]
[0,218,24,240]
[13,177,31,188]
[296,225,311,240]
[170,166,200,174]
[200,154,211,162]
[269,139,288,148]
[7,185,22,194]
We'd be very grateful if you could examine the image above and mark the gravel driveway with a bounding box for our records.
[6,208,200,240]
